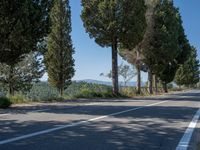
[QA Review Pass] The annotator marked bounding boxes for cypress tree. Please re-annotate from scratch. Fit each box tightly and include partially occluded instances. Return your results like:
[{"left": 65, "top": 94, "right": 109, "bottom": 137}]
[
  {"left": 143, "top": 0, "right": 186, "bottom": 92},
  {"left": 45, "top": 0, "right": 75, "bottom": 97},
  {"left": 175, "top": 47, "right": 200, "bottom": 87},
  {"left": 81, "top": 0, "right": 146, "bottom": 95}
]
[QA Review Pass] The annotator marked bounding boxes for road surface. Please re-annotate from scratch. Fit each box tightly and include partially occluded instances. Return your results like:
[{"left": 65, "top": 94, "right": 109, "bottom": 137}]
[{"left": 0, "top": 90, "right": 200, "bottom": 150}]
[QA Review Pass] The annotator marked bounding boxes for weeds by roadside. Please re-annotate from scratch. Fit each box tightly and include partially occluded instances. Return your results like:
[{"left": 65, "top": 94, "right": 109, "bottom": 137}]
[{"left": 0, "top": 81, "right": 189, "bottom": 107}]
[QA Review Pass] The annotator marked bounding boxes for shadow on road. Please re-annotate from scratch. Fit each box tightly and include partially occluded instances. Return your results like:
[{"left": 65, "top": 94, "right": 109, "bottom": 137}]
[{"left": 0, "top": 104, "right": 198, "bottom": 150}]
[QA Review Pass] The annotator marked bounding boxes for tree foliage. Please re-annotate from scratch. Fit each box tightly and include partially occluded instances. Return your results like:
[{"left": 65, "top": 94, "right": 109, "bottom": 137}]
[
  {"left": 0, "top": 0, "right": 52, "bottom": 65},
  {"left": 0, "top": 52, "right": 45, "bottom": 95},
  {"left": 81, "top": 0, "right": 146, "bottom": 94},
  {"left": 100, "top": 63, "right": 136, "bottom": 86},
  {"left": 175, "top": 47, "right": 200, "bottom": 87},
  {"left": 142, "top": 0, "right": 191, "bottom": 92},
  {"left": 45, "top": 0, "right": 75, "bottom": 96},
  {"left": 118, "top": 63, "right": 136, "bottom": 86}
]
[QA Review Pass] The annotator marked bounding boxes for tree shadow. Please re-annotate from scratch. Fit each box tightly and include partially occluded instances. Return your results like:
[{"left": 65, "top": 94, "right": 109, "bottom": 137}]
[{"left": 0, "top": 104, "right": 199, "bottom": 150}]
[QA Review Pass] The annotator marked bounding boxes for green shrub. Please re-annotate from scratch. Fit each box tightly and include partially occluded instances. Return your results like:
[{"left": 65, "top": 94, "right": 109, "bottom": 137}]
[
  {"left": 25, "top": 82, "right": 59, "bottom": 101},
  {"left": 0, "top": 97, "right": 12, "bottom": 108},
  {"left": 74, "top": 88, "right": 127, "bottom": 99},
  {"left": 74, "top": 89, "right": 99, "bottom": 98},
  {"left": 9, "top": 94, "right": 28, "bottom": 104},
  {"left": 121, "top": 87, "right": 136, "bottom": 97}
]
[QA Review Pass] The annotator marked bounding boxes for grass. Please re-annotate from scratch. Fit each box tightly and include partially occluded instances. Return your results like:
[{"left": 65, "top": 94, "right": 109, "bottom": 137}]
[
  {"left": 74, "top": 89, "right": 127, "bottom": 99},
  {"left": 0, "top": 87, "right": 187, "bottom": 109},
  {"left": 9, "top": 94, "right": 29, "bottom": 104},
  {"left": 0, "top": 82, "right": 188, "bottom": 104}
]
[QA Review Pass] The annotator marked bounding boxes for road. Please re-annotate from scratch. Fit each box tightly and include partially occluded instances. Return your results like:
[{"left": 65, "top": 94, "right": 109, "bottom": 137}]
[{"left": 0, "top": 90, "right": 200, "bottom": 150}]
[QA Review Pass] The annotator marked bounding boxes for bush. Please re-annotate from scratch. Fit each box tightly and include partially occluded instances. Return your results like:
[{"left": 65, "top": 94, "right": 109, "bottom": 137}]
[
  {"left": 74, "top": 89, "right": 101, "bottom": 99},
  {"left": 121, "top": 87, "right": 137, "bottom": 97},
  {"left": 9, "top": 94, "right": 28, "bottom": 104},
  {"left": 0, "top": 97, "right": 12, "bottom": 108},
  {"left": 74, "top": 88, "right": 127, "bottom": 99},
  {"left": 25, "top": 82, "right": 59, "bottom": 101}
]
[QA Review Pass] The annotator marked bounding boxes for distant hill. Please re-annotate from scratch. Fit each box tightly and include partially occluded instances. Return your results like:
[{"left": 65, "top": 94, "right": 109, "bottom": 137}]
[{"left": 76, "top": 79, "right": 146, "bottom": 87}]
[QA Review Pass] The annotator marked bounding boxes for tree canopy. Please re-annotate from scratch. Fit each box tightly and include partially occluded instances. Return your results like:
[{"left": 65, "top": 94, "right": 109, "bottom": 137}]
[
  {"left": 81, "top": 0, "right": 147, "bottom": 94},
  {"left": 175, "top": 47, "right": 200, "bottom": 87},
  {"left": 0, "top": 0, "right": 52, "bottom": 65}
]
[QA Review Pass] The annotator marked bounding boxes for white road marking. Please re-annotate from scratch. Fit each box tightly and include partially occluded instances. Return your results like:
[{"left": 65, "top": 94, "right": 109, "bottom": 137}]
[
  {"left": 0, "top": 114, "right": 9, "bottom": 117},
  {"left": 84, "top": 102, "right": 100, "bottom": 106},
  {"left": 176, "top": 108, "right": 200, "bottom": 150},
  {"left": 32, "top": 109, "right": 50, "bottom": 112},
  {"left": 0, "top": 100, "right": 168, "bottom": 145}
]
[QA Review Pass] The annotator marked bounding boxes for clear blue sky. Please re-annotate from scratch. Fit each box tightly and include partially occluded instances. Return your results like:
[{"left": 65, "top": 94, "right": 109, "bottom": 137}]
[{"left": 43, "top": 0, "right": 200, "bottom": 82}]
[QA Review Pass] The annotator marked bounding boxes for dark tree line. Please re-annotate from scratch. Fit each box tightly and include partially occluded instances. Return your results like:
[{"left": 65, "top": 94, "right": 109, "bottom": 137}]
[
  {"left": 0, "top": 0, "right": 199, "bottom": 97},
  {"left": 0, "top": 0, "right": 75, "bottom": 96}
]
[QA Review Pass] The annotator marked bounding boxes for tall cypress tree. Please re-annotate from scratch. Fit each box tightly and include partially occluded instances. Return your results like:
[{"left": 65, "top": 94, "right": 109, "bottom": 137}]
[
  {"left": 45, "top": 0, "right": 75, "bottom": 96},
  {"left": 81, "top": 0, "right": 146, "bottom": 95}
]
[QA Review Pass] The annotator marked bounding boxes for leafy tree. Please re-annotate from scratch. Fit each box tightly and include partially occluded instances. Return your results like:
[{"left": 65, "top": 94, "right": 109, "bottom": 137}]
[
  {"left": 119, "top": 0, "right": 158, "bottom": 94},
  {"left": 100, "top": 71, "right": 112, "bottom": 80},
  {"left": 119, "top": 50, "right": 144, "bottom": 94},
  {"left": 0, "top": 0, "right": 52, "bottom": 65},
  {"left": 118, "top": 63, "right": 136, "bottom": 86},
  {"left": 0, "top": 52, "right": 45, "bottom": 95},
  {"left": 45, "top": 0, "right": 75, "bottom": 97},
  {"left": 100, "top": 63, "right": 136, "bottom": 86},
  {"left": 81, "top": 0, "right": 146, "bottom": 94},
  {"left": 142, "top": 0, "right": 188, "bottom": 92},
  {"left": 175, "top": 47, "right": 200, "bottom": 87}
]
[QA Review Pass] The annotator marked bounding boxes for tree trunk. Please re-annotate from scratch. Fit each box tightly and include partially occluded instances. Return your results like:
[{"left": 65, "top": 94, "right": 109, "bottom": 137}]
[
  {"left": 154, "top": 75, "right": 158, "bottom": 94},
  {"left": 148, "top": 70, "right": 153, "bottom": 94},
  {"left": 136, "top": 64, "right": 141, "bottom": 94},
  {"left": 162, "top": 82, "right": 168, "bottom": 93},
  {"left": 111, "top": 39, "right": 119, "bottom": 95},
  {"left": 59, "top": 87, "right": 64, "bottom": 97},
  {"left": 8, "top": 65, "right": 14, "bottom": 96}
]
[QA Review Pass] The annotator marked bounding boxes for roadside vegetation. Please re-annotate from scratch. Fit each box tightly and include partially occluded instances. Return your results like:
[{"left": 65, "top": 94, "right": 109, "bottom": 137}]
[{"left": 0, "top": 0, "right": 199, "bottom": 108}]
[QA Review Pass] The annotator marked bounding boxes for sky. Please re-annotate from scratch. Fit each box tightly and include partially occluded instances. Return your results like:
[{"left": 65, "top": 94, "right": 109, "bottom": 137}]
[{"left": 42, "top": 0, "right": 200, "bottom": 82}]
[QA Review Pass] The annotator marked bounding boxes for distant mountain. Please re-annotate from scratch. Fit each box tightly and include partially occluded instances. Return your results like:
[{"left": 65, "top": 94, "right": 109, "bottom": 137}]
[{"left": 76, "top": 79, "right": 146, "bottom": 87}]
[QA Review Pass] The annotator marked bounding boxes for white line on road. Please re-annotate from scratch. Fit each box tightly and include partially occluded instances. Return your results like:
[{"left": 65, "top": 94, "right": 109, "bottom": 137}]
[
  {"left": 0, "top": 100, "right": 168, "bottom": 145},
  {"left": 176, "top": 108, "right": 200, "bottom": 150},
  {"left": 32, "top": 109, "right": 50, "bottom": 112},
  {"left": 0, "top": 114, "right": 9, "bottom": 117}
]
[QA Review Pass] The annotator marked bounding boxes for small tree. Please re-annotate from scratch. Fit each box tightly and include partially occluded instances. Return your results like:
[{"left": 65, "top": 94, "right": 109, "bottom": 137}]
[
  {"left": 118, "top": 64, "right": 136, "bottom": 86},
  {"left": 45, "top": 0, "right": 75, "bottom": 97},
  {"left": 81, "top": 0, "right": 146, "bottom": 94},
  {"left": 100, "top": 63, "right": 136, "bottom": 86},
  {"left": 0, "top": 52, "right": 45, "bottom": 95}
]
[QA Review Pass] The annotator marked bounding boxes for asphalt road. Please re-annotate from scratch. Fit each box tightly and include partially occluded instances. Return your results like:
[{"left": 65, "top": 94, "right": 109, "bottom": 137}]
[{"left": 0, "top": 90, "right": 200, "bottom": 150}]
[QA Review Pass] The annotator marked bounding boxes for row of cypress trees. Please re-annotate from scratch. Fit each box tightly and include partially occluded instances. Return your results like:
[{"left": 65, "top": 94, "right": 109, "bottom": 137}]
[
  {"left": 0, "top": 0, "right": 199, "bottom": 97},
  {"left": 81, "top": 0, "right": 199, "bottom": 94}
]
